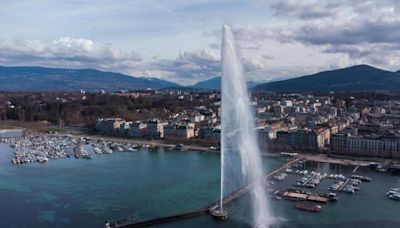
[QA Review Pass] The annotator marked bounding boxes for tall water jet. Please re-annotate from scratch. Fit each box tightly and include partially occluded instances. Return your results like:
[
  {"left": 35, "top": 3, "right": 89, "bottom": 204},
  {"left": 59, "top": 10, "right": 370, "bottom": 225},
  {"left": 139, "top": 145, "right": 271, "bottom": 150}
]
[{"left": 220, "top": 25, "right": 273, "bottom": 227}]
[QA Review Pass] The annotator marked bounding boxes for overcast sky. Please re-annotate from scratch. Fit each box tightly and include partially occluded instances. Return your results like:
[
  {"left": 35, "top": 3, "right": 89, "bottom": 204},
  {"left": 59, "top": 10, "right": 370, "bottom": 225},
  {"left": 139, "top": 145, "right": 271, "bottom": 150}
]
[{"left": 1, "top": 0, "right": 400, "bottom": 85}]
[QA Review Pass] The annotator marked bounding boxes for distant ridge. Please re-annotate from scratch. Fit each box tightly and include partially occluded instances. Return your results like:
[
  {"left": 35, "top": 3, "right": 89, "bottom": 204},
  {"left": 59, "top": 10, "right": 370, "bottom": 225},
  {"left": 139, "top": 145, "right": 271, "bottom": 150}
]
[
  {"left": 253, "top": 65, "right": 400, "bottom": 92},
  {"left": 2, "top": 64, "right": 399, "bottom": 92},
  {"left": 192, "top": 77, "right": 259, "bottom": 90},
  {"left": 0, "top": 66, "right": 179, "bottom": 91}
]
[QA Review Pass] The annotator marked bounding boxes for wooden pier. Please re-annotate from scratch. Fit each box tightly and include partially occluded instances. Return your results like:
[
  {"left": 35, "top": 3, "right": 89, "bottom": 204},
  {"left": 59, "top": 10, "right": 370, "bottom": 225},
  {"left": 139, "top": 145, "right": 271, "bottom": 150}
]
[
  {"left": 301, "top": 174, "right": 317, "bottom": 187},
  {"left": 210, "top": 156, "right": 302, "bottom": 208},
  {"left": 337, "top": 178, "right": 351, "bottom": 192},
  {"left": 281, "top": 191, "right": 328, "bottom": 204},
  {"left": 352, "top": 165, "right": 360, "bottom": 173},
  {"left": 110, "top": 209, "right": 208, "bottom": 228},
  {"left": 110, "top": 156, "right": 302, "bottom": 228}
]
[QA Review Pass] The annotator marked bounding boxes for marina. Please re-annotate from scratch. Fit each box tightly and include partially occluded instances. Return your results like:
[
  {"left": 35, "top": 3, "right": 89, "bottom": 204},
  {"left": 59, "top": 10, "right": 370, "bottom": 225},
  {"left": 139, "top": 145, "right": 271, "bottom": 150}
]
[
  {"left": 116, "top": 155, "right": 399, "bottom": 227},
  {"left": 0, "top": 131, "right": 399, "bottom": 227},
  {"left": 0, "top": 135, "right": 144, "bottom": 165},
  {"left": 2, "top": 1, "right": 400, "bottom": 228}
]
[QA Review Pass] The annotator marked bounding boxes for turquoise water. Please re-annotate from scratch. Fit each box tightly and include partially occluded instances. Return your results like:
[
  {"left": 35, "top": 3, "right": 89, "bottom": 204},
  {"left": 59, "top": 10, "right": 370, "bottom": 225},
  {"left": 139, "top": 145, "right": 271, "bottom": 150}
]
[
  {"left": 0, "top": 134, "right": 399, "bottom": 227},
  {"left": 0, "top": 145, "right": 223, "bottom": 227},
  {"left": 167, "top": 161, "right": 400, "bottom": 228},
  {"left": 0, "top": 129, "right": 23, "bottom": 138}
]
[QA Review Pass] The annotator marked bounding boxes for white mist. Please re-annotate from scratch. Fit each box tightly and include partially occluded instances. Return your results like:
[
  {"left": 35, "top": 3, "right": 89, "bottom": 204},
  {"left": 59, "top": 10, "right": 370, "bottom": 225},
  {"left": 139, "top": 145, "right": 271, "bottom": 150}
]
[{"left": 220, "top": 25, "right": 273, "bottom": 227}]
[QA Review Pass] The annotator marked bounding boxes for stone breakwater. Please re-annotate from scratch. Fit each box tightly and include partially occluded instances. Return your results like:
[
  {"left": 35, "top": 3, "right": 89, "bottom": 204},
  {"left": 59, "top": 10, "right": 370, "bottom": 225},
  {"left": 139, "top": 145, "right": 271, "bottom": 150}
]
[{"left": 0, "top": 135, "right": 141, "bottom": 165}]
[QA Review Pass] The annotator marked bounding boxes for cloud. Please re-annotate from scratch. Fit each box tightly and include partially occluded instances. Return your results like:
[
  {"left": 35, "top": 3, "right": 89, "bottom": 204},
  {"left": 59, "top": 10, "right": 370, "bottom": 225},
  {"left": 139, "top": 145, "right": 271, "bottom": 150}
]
[
  {"left": 130, "top": 49, "right": 221, "bottom": 85},
  {"left": 262, "top": 55, "right": 274, "bottom": 60},
  {"left": 270, "top": 0, "right": 341, "bottom": 20},
  {"left": 215, "top": 1, "right": 400, "bottom": 71},
  {"left": 4, "top": 1, "right": 400, "bottom": 85},
  {"left": 0, "top": 36, "right": 223, "bottom": 85},
  {"left": 136, "top": 49, "right": 307, "bottom": 85},
  {"left": 0, "top": 35, "right": 305, "bottom": 85},
  {"left": 0, "top": 37, "right": 142, "bottom": 70},
  {"left": 276, "top": 20, "right": 400, "bottom": 46}
]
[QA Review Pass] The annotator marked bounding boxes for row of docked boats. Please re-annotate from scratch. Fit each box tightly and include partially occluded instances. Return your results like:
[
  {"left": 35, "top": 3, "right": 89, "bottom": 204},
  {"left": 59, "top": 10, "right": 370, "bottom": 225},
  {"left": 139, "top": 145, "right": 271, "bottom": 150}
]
[
  {"left": 342, "top": 184, "right": 360, "bottom": 194},
  {"left": 329, "top": 180, "right": 344, "bottom": 191},
  {"left": 327, "top": 174, "right": 346, "bottom": 180},
  {"left": 74, "top": 144, "right": 92, "bottom": 159},
  {"left": 273, "top": 173, "right": 287, "bottom": 181},
  {"left": 329, "top": 174, "right": 372, "bottom": 194},
  {"left": 387, "top": 188, "right": 400, "bottom": 201},
  {"left": 329, "top": 179, "right": 362, "bottom": 194},
  {"left": 351, "top": 174, "right": 372, "bottom": 182},
  {"left": 296, "top": 173, "right": 325, "bottom": 188},
  {"left": 91, "top": 141, "right": 138, "bottom": 155},
  {"left": 1, "top": 135, "right": 142, "bottom": 165}
]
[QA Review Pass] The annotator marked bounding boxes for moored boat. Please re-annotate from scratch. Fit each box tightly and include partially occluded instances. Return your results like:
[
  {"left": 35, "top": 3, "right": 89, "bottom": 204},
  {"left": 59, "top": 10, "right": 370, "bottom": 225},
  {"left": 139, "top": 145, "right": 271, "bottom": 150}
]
[
  {"left": 389, "top": 194, "right": 400, "bottom": 201},
  {"left": 295, "top": 203, "right": 322, "bottom": 212}
]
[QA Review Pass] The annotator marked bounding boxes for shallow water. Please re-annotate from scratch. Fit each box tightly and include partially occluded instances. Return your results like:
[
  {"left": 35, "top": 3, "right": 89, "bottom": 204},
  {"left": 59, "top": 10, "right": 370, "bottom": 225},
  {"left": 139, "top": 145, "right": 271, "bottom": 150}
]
[{"left": 0, "top": 129, "right": 23, "bottom": 138}]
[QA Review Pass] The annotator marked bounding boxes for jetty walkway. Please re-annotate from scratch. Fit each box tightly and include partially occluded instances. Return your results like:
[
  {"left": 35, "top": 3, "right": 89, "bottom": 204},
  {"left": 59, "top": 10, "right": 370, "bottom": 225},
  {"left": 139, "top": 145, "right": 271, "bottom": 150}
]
[
  {"left": 110, "top": 156, "right": 301, "bottom": 228},
  {"left": 209, "top": 156, "right": 302, "bottom": 208},
  {"left": 337, "top": 178, "right": 351, "bottom": 192}
]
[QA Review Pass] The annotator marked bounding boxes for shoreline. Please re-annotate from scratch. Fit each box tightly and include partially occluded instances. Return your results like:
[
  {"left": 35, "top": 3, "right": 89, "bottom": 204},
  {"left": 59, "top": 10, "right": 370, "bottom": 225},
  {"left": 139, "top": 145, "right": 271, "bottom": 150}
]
[
  {"left": 64, "top": 133, "right": 400, "bottom": 166},
  {"left": 2, "top": 131, "right": 400, "bottom": 168}
]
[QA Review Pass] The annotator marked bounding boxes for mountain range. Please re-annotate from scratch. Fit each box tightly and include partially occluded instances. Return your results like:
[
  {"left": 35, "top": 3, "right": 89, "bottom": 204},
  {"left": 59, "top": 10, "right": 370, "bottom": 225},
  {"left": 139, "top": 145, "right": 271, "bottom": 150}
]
[
  {"left": 0, "top": 66, "right": 178, "bottom": 91},
  {"left": 253, "top": 65, "right": 400, "bottom": 92},
  {"left": 1, "top": 65, "right": 400, "bottom": 92},
  {"left": 192, "top": 77, "right": 260, "bottom": 90}
]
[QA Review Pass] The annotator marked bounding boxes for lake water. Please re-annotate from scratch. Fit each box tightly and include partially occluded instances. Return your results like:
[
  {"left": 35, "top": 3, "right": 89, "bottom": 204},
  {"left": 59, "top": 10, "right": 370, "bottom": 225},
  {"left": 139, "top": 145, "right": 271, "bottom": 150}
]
[
  {"left": 0, "top": 134, "right": 399, "bottom": 227},
  {"left": 0, "top": 129, "right": 23, "bottom": 138}
]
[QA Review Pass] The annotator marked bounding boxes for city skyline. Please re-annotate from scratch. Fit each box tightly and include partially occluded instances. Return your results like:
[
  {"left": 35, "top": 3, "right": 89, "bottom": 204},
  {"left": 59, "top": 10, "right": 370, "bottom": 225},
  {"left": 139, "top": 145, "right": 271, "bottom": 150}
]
[
  {"left": 1, "top": 2, "right": 400, "bottom": 227},
  {"left": 1, "top": 1, "right": 400, "bottom": 85}
]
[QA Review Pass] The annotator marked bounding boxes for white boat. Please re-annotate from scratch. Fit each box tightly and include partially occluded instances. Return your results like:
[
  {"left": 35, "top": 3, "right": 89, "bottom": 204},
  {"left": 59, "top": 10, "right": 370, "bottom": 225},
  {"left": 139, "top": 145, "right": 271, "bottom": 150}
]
[
  {"left": 102, "top": 147, "right": 113, "bottom": 154},
  {"left": 36, "top": 157, "right": 48, "bottom": 163},
  {"left": 387, "top": 190, "right": 399, "bottom": 195},
  {"left": 343, "top": 186, "right": 355, "bottom": 194},
  {"left": 329, "top": 184, "right": 340, "bottom": 191},
  {"left": 93, "top": 147, "right": 102, "bottom": 154},
  {"left": 389, "top": 194, "right": 400, "bottom": 200},
  {"left": 285, "top": 168, "right": 293, "bottom": 173}
]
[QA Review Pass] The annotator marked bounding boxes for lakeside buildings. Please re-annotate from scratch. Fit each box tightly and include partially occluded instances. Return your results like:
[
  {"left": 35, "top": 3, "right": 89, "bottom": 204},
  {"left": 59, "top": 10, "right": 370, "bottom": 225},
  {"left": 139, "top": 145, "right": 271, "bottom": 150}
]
[
  {"left": 95, "top": 91, "right": 400, "bottom": 159},
  {"left": 331, "top": 133, "right": 400, "bottom": 158}
]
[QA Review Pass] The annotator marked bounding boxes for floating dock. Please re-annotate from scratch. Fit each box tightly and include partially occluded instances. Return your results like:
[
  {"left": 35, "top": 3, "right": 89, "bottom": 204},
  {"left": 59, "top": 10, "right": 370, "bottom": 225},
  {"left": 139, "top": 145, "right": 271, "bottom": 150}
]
[
  {"left": 337, "top": 178, "right": 351, "bottom": 192},
  {"left": 352, "top": 165, "right": 360, "bottom": 173},
  {"left": 301, "top": 174, "right": 317, "bottom": 187},
  {"left": 281, "top": 191, "right": 328, "bottom": 204}
]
